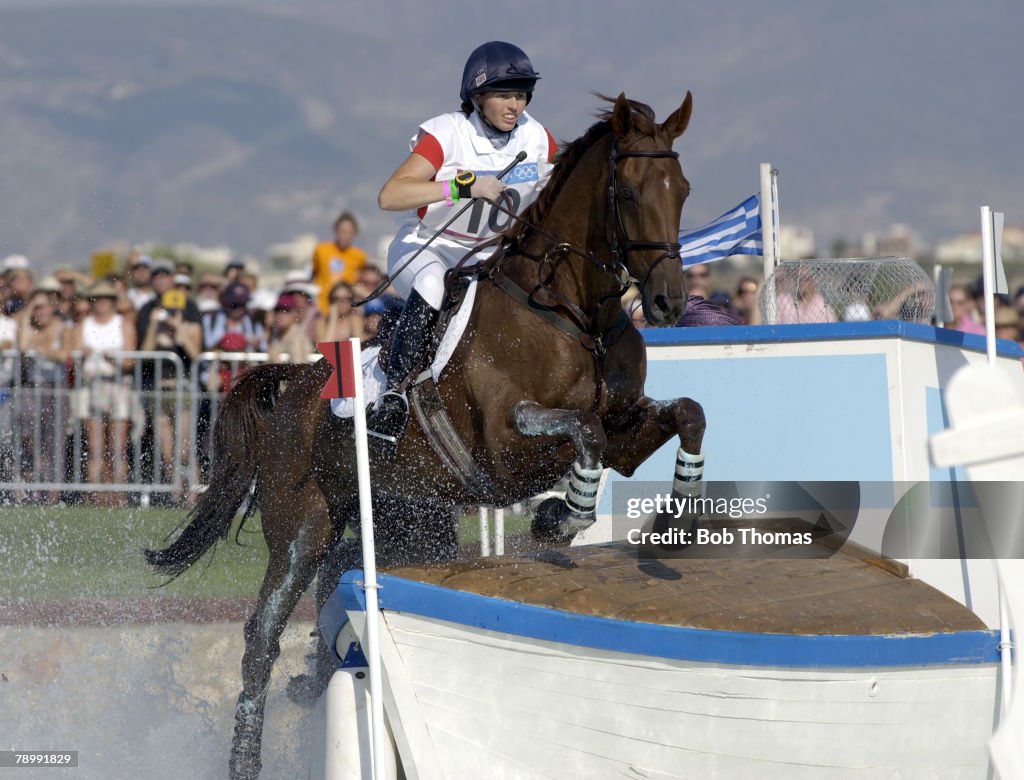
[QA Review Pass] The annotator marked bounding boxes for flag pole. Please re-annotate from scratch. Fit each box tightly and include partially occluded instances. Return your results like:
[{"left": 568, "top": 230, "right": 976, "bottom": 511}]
[
  {"left": 759, "top": 163, "right": 779, "bottom": 283},
  {"left": 349, "top": 336, "right": 387, "bottom": 777}
]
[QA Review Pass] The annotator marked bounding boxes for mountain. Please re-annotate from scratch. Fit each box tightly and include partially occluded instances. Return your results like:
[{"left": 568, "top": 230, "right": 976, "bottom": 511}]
[{"left": 0, "top": 0, "right": 1020, "bottom": 269}]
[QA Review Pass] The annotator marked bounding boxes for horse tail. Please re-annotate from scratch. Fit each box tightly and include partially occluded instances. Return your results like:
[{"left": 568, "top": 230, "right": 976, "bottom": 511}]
[{"left": 144, "top": 362, "right": 306, "bottom": 579}]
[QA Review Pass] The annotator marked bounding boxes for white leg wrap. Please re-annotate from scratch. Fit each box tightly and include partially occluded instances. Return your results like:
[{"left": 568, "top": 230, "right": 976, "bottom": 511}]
[
  {"left": 673, "top": 448, "right": 704, "bottom": 497},
  {"left": 565, "top": 462, "right": 603, "bottom": 518}
]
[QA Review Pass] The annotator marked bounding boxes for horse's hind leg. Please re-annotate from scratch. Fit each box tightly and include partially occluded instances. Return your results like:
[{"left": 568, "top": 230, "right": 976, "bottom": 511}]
[
  {"left": 286, "top": 535, "right": 360, "bottom": 708},
  {"left": 229, "top": 502, "right": 333, "bottom": 779},
  {"left": 513, "top": 401, "right": 607, "bottom": 538}
]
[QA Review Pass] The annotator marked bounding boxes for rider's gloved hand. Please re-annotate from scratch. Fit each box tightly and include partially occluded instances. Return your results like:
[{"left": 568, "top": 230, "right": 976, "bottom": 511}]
[{"left": 469, "top": 174, "right": 505, "bottom": 203}]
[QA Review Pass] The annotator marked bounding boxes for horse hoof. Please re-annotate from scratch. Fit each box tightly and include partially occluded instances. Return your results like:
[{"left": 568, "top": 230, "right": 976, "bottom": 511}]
[
  {"left": 286, "top": 672, "right": 327, "bottom": 708},
  {"left": 531, "top": 498, "right": 576, "bottom": 544}
]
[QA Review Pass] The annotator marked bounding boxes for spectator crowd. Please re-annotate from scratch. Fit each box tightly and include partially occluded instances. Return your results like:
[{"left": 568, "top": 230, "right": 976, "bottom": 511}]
[{"left": 0, "top": 211, "right": 402, "bottom": 506}]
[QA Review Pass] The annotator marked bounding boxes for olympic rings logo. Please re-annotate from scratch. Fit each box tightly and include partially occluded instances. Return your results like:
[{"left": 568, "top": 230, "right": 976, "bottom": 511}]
[{"left": 505, "top": 163, "right": 538, "bottom": 183}]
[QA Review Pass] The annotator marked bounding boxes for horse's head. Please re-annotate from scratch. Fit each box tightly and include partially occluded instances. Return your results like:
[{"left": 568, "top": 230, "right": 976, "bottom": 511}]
[{"left": 606, "top": 91, "right": 692, "bottom": 325}]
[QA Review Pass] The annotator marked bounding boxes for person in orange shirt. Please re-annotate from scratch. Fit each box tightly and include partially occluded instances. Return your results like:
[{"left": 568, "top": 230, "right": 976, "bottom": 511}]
[{"left": 311, "top": 211, "right": 367, "bottom": 314}]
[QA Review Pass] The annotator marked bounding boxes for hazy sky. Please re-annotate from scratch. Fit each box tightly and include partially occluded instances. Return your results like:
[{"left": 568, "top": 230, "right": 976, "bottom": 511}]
[{"left": 0, "top": 0, "right": 1021, "bottom": 262}]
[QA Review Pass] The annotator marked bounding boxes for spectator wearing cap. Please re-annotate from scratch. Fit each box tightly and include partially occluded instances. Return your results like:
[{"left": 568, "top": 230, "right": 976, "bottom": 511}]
[
  {"left": 136, "top": 260, "right": 202, "bottom": 348},
  {"left": 174, "top": 273, "right": 193, "bottom": 295},
  {"left": 73, "top": 280, "right": 137, "bottom": 504},
  {"left": 224, "top": 258, "right": 246, "bottom": 283},
  {"left": 311, "top": 211, "right": 367, "bottom": 315},
  {"left": 53, "top": 268, "right": 85, "bottom": 321},
  {"left": 267, "top": 293, "right": 314, "bottom": 364},
  {"left": 141, "top": 288, "right": 203, "bottom": 501},
  {"left": 361, "top": 297, "right": 390, "bottom": 342},
  {"left": 195, "top": 273, "right": 224, "bottom": 315},
  {"left": 126, "top": 255, "right": 155, "bottom": 311},
  {"left": 282, "top": 273, "right": 321, "bottom": 342},
  {"left": 317, "top": 281, "right": 366, "bottom": 343},
  {"left": 201, "top": 281, "right": 264, "bottom": 352}
]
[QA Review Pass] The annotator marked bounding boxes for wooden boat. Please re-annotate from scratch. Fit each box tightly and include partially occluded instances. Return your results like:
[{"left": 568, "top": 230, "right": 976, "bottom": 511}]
[
  {"left": 322, "top": 534, "right": 999, "bottom": 779},
  {"left": 318, "top": 321, "right": 1023, "bottom": 779}
]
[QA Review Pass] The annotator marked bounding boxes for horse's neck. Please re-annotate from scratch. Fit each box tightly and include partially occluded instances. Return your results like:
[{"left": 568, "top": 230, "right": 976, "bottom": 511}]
[{"left": 507, "top": 140, "right": 620, "bottom": 324}]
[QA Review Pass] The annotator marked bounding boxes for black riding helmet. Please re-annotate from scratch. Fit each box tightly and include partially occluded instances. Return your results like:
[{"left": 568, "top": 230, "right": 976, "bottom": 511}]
[{"left": 460, "top": 41, "right": 541, "bottom": 107}]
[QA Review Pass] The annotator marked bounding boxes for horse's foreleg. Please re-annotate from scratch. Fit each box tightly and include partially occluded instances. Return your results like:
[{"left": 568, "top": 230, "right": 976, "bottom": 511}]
[
  {"left": 513, "top": 401, "right": 607, "bottom": 537},
  {"left": 602, "top": 396, "right": 707, "bottom": 542},
  {"left": 230, "top": 526, "right": 328, "bottom": 779},
  {"left": 603, "top": 395, "right": 705, "bottom": 477}
]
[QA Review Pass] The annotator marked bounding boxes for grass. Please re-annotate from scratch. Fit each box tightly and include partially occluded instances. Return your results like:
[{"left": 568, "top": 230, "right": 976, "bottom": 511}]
[{"left": 0, "top": 504, "right": 531, "bottom": 602}]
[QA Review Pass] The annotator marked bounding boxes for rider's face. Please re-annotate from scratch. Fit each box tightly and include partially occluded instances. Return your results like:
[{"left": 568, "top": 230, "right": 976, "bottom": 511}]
[{"left": 478, "top": 91, "right": 528, "bottom": 132}]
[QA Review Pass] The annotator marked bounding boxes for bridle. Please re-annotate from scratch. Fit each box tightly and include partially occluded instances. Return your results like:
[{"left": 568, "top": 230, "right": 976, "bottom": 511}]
[{"left": 605, "top": 137, "right": 683, "bottom": 297}]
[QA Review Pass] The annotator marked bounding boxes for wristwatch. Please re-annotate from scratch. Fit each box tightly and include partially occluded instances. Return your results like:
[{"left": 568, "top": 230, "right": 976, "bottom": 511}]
[{"left": 454, "top": 170, "right": 476, "bottom": 199}]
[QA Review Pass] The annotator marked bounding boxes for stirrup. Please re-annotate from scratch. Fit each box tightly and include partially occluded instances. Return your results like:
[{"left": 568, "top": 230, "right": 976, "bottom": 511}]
[{"left": 366, "top": 391, "right": 409, "bottom": 445}]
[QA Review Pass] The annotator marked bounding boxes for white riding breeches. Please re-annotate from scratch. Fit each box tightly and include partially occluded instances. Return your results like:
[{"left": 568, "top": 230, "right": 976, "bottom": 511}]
[{"left": 386, "top": 223, "right": 496, "bottom": 310}]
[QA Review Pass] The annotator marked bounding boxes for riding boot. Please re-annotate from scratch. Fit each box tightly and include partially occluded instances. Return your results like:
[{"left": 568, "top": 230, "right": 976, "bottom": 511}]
[{"left": 366, "top": 290, "right": 439, "bottom": 446}]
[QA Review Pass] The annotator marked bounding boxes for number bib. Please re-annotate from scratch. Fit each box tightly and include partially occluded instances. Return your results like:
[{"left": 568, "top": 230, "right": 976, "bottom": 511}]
[{"left": 413, "top": 111, "right": 553, "bottom": 243}]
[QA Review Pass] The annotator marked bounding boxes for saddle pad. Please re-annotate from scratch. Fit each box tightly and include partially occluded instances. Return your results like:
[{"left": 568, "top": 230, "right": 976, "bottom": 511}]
[{"left": 330, "top": 280, "right": 478, "bottom": 419}]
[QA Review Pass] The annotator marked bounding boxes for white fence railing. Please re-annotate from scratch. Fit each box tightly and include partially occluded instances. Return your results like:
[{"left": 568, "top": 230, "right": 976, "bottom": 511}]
[{"left": 0, "top": 348, "right": 318, "bottom": 504}]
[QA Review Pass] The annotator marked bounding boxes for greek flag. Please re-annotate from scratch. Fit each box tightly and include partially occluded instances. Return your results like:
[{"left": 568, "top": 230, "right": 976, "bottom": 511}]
[{"left": 679, "top": 194, "right": 762, "bottom": 267}]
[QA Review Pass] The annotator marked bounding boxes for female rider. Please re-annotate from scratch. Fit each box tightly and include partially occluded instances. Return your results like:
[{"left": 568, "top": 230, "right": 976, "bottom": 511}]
[{"left": 367, "top": 40, "right": 558, "bottom": 445}]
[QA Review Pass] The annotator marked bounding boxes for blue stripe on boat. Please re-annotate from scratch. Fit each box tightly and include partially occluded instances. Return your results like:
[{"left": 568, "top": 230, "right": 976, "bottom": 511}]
[{"left": 335, "top": 571, "right": 1000, "bottom": 669}]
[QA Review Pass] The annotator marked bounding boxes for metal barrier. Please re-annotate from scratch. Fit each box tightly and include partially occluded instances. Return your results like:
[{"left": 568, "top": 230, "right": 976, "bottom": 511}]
[
  {"left": 0, "top": 346, "right": 329, "bottom": 504},
  {"left": 0, "top": 349, "right": 188, "bottom": 503}
]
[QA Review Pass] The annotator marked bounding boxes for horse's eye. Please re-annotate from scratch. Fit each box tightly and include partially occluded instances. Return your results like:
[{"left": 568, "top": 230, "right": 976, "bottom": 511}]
[{"left": 620, "top": 187, "right": 634, "bottom": 200}]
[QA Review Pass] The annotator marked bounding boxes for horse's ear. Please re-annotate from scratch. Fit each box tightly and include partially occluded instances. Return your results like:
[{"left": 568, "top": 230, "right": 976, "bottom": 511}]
[
  {"left": 661, "top": 91, "right": 693, "bottom": 139},
  {"left": 610, "top": 92, "right": 633, "bottom": 137}
]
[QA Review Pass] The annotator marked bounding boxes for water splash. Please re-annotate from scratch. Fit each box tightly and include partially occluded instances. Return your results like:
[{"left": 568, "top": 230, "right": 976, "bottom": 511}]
[{"left": 0, "top": 621, "right": 323, "bottom": 779}]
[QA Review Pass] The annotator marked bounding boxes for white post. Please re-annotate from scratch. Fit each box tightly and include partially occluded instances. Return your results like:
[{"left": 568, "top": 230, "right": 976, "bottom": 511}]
[
  {"left": 494, "top": 507, "right": 505, "bottom": 557},
  {"left": 980, "top": 206, "right": 997, "bottom": 367},
  {"left": 478, "top": 507, "right": 491, "bottom": 557},
  {"left": 978, "top": 208, "right": 1015, "bottom": 720},
  {"left": 759, "top": 163, "right": 779, "bottom": 283},
  {"left": 349, "top": 337, "right": 387, "bottom": 779}
]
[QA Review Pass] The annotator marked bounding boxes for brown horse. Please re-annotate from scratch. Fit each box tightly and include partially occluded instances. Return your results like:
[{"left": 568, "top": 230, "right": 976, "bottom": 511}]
[{"left": 146, "top": 92, "right": 705, "bottom": 779}]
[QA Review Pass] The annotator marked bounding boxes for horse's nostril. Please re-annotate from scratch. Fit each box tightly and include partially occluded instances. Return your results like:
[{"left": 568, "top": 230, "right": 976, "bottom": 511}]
[{"left": 653, "top": 295, "right": 669, "bottom": 314}]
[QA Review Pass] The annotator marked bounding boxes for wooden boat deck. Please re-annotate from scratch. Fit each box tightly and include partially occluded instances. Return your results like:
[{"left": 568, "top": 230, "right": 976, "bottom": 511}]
[{"left": 386, "top": 535, "right": 985, "bottom": 636}]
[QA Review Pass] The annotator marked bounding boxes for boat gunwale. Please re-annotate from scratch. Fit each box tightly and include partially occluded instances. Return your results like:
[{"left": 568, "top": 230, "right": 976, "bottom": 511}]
[{"left": 334, "top": 570, "right": 1000, "bottom": 669}]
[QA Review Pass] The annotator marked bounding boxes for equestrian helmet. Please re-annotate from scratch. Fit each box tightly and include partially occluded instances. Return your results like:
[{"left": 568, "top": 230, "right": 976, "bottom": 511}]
[{"left": 460, "top": 41, "right": 540, "bottom": 104}]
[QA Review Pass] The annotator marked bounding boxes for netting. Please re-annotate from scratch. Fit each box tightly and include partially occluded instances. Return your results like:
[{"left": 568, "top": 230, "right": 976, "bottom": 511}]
[{"left": 760, "top": 257, "right": 935, "bottom": 324}]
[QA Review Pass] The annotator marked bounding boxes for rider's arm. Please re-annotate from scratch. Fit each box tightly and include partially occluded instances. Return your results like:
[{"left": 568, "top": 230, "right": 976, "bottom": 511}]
[
  {"left": 378, "top": 152, "right": 507, "bottom": 210},
  {"left": 377, "top": 152, "right": 447, "bottom": 212},
  {"left": 379, "top": 128, "right": 506, "bottom": 211}
]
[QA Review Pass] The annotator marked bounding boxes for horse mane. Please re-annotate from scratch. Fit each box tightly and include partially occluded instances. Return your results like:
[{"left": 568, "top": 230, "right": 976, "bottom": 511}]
[{"left": 504, "top": 94, "right": 659, "bottom": 245}]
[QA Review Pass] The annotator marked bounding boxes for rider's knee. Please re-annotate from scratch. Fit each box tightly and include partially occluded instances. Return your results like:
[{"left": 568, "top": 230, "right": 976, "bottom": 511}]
[{"left": 412, "top": 270, "right": 446, "bottom": 310}]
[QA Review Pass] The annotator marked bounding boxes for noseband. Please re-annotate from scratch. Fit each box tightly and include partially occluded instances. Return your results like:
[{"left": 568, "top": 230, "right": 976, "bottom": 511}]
[{"left": 606, "top": 138, "right": 683, "bottom": 296}]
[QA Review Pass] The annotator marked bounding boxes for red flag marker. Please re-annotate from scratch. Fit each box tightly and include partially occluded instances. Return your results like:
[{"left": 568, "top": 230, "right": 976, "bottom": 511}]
[{"left": 317, "top": 340, "right": 357, "bottom": 400}]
